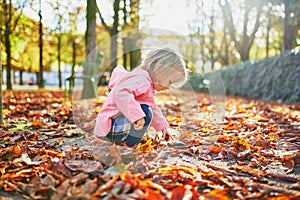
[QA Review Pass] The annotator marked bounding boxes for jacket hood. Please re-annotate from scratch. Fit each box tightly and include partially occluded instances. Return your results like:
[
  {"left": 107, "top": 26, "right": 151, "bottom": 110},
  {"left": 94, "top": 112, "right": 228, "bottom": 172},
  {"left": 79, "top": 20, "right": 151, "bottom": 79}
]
[{"left": 108, "top": 66, "right": 128, "bottom": 89}]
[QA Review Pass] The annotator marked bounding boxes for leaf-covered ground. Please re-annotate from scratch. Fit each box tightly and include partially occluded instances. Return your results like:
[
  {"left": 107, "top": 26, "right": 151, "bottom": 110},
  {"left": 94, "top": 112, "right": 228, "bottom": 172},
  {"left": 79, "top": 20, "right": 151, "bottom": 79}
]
[{"left": 0, "top": 88, "right": 299, "bottom": 200}]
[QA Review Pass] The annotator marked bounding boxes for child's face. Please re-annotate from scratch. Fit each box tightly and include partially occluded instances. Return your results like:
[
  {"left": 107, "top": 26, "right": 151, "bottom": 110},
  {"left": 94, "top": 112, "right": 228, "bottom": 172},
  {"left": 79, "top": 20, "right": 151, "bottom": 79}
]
[
  {"left": 153, "top": 82, "right": 170, "bottom": 91},
  {"left": 152, "top": 70, "right": 184, "bottom": 91}
]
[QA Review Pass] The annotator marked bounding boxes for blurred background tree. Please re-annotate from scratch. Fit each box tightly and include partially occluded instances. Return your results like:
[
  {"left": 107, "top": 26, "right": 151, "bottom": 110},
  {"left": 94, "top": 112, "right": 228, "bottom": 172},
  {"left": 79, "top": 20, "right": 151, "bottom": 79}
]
[
  {"left": 282, "top": 0, "right": 300, "bottom": 52},
  {"left": 1, "top": 0, "right": 26, "bottom": 90},
  {"left": 0, "top": 0, "right": 299, "bottom": 88}
]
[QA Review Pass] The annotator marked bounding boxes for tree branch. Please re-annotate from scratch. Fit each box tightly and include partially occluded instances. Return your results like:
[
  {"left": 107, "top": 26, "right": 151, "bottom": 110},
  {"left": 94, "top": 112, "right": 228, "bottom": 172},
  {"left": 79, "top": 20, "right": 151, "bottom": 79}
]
[
  {"left": 11, "top": 0, "right": 27, "bottom": 33},
  {"left": 219, "top": 0, "right": 241, "bottom": 54},
  {"left": 249, "top": 6, "right": 263, "bottom": 45},
  {"left": 95, "top": 2, "right": 110, "bottom": 32}
]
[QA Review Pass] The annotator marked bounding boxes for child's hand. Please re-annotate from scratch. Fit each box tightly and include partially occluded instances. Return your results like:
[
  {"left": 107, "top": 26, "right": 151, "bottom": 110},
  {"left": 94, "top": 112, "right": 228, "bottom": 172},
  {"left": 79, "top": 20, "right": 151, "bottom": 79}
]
[
  {"left": 134, "top": 118, "right": 145, "bottom": 130},
  {"left": 162, "top": 129, "right": 174, "bottom": 142}
]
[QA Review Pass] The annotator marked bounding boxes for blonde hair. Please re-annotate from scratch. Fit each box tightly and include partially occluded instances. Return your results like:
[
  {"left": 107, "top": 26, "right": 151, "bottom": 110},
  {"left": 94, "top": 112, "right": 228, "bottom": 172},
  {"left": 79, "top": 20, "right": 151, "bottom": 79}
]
[{"left": 141, "top": 48, "right": 188, "bottom": 88}]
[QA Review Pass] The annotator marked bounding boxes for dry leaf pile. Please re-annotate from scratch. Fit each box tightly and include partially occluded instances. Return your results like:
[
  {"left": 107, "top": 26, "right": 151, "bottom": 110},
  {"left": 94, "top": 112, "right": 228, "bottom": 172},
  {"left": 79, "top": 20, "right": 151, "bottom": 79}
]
[{"left": 0, "top": 89, "right": 299, "bottom": 199}]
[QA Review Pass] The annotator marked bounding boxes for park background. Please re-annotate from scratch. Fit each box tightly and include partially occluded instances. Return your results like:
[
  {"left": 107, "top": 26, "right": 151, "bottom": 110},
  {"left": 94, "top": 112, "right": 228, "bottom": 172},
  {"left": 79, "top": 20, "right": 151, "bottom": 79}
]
[{"left": 1, "top": 0, "right": 299, "bottom": 103}]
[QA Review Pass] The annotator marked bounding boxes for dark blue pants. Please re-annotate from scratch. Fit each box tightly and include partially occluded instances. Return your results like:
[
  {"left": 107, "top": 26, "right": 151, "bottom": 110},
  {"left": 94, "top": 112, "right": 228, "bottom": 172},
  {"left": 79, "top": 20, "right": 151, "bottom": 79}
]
[{"left": 106, "top": 104, "right": 152, "bottom": 147}]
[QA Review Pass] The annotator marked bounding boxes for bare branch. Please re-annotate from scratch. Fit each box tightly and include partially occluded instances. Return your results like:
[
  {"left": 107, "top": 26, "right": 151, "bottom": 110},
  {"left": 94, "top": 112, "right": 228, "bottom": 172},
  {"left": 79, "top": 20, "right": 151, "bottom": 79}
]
[{"left": 96, "top": 2, "right": 110, "bottom": 31}]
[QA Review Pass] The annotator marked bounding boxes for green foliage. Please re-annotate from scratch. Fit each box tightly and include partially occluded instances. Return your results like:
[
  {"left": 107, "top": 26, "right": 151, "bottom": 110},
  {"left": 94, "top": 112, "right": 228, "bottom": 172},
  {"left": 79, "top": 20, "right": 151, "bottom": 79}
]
[
  {"left": 1, "top": 10, "right": 86, "bottom": 73},
  {"left": 186, "top": 51, "right": 300, "bottom": 103}
]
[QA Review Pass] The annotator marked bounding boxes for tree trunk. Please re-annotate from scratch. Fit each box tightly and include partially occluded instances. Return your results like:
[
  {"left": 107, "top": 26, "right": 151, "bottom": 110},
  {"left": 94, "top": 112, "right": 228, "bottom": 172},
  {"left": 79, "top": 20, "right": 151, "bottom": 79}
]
[
  {"left": 282, "top": 0, "right": 300, "bottom": 53},
  {"left": 38, "top": 0, "right": 44, "bottom": 88},
  {"left": 222, "top": 26, "right": 229, "bottom": 66},
  {"left": 97, "top": 0, "right": 121, "bottom": 74},
  {"left": 4, "top": 0, "right": 12, "bottom": 90},
  {"left": 122, "top": 1, "right": 128, "bottom": 69},
  {"left": 109, "top": 0, "right": 120, "bottom": 74},
  {"left": 265, "top": 6, "right": 271, "bottom": 58},
  {"left": 109, "top": 35, "right": 117, "bottom": 74},
  {"left": 0, "top": 42, "right": 3, "bottom": 124},
  {"left": 82, "top": 0, "right": 97, "bottom": 99},
  {"left": 57, "top": 35, "right": 62, "bottom": 88},
  {"left": 19, "top": 70, "right": 23, "bottom": 85},
  {"left": 128, "top": 0, "right": 141, "bottom": 69},
  {"left": 128, "top": 33, "right": 141, "bottom": 69},
  {"left": 71, "top": 38, "right": 76, "bottom": 77},
  {"left": 123, "top": 38, "right": 128, "bottom": 69},
  {"left": 209, "top": 6, "right": 215, "bottom": 70},
  {"left": 130, "top": 47, "right": 141, "bottom": 69}
]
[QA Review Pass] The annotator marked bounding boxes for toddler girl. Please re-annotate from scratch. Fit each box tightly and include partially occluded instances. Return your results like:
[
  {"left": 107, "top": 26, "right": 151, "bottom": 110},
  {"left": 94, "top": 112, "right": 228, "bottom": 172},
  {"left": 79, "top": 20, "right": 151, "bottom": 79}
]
[{"left": 94, "top": 48, "right": 188, "bottom": 147}]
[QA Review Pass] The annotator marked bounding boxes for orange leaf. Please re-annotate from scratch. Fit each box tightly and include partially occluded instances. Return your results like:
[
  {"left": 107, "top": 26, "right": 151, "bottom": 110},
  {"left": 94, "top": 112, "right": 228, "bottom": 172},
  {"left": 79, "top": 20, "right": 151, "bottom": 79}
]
[
  {"left": 166, "top": 115, "right": 182, "bottom": 126},
  {"left": 267, "top": 195, "right": 300, "bottom": 200},
  {"left": 171, "top": 186, "right": 186, "bottom": 200},
  {"left": 210, "top": 146, "right": 221, "bottom": 154},
  {"left": 120, "top": 172, "right": 139, "bottom": 189},
  {"left": 142, "top": 190, "right": 165, "bottom": 200},
  {"left": 282, "top": 157, "right": 294, "bottom": 173},
  {"left": 203, "top": 189, "right": 231, "bottom": 200},
  {"left": 217, "top": 136, "right": 232, "bottom": 143},
  {"left": 179, "top": 131, "right": 192, "bottom": 140},
  {"left": 12, "top": 145, "right": 22, "bottom": 154},
  {"left": 158, "top": 165, "right": 197, "bottom": 178},
  {"left": 136, "top": 138, "right": 154, "bottom": 153},
  {"left": 31, "top": 120, "right": 45, "bottom": 129}
]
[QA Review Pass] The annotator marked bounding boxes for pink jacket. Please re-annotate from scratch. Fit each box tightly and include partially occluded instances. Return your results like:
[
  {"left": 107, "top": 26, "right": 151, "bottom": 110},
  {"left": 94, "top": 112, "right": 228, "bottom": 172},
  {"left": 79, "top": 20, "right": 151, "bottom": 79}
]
[{"left": 94, "top": 66, "right": 169, "bottom": 137}]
